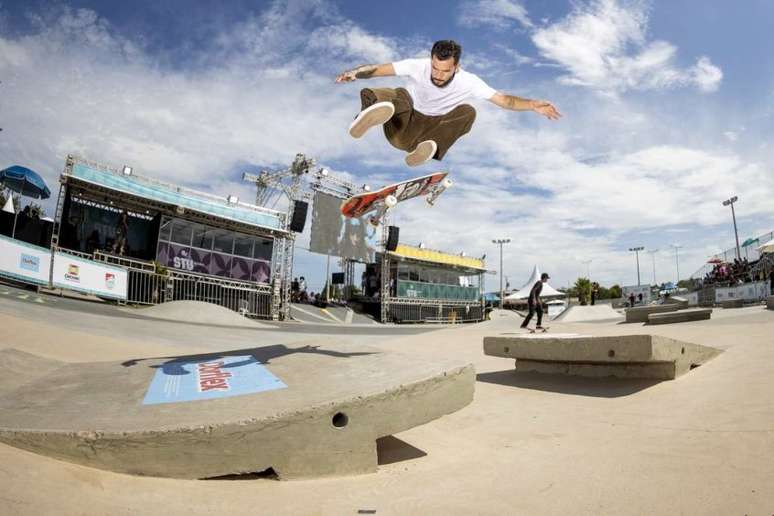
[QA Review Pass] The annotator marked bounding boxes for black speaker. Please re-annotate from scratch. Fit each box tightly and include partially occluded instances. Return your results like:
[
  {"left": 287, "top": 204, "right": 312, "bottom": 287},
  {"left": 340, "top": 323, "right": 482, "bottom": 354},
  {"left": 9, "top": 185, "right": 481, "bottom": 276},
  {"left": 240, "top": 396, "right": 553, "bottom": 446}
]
[
  {"left": 386, "top": 225, "right": 399, "bottom": 251},
  {"left": 331, "top": 272, "right": 345, "bottom": 285},
  {"left": 289, "top": 200, "right": 308, "bottom": 233}
]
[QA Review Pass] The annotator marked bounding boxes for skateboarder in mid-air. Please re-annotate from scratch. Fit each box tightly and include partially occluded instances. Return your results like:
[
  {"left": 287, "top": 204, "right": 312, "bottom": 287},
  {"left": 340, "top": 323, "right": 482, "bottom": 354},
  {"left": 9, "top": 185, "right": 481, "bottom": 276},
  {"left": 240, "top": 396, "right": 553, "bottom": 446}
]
[
  {"left": 335, "top": 39, "right": 561, "bottom": 167},
  {"left": 521, "top": 272, "right": 550, "bottom": 332}
]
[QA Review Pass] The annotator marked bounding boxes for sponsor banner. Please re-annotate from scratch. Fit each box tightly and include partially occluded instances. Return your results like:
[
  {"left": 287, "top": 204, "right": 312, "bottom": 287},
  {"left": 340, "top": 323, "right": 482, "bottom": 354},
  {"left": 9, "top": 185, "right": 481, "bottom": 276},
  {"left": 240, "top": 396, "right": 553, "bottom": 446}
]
[
  {"left": 142, "top": 355, "right": 286, "bottom": 405},
  {"left": 715, "top": 281, "right": 770, "bottom": 303},
  {"left": 0, "top": 235, "right": 52, "bottom": 285},
  {"left": 52, "top": 252, "right": 128, "bottom": 300},
  {"left": 397, "top": 280, "right": 479, "bottom": 301},
  {"left": 622, "top": 285, "right": 652, "bottom": 303}
]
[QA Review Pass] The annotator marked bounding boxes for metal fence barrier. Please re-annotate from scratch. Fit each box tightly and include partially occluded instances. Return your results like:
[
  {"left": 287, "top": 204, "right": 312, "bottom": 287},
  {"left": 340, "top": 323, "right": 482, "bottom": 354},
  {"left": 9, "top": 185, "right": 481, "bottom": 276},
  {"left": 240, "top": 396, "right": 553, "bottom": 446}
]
[{"left": 387, "top": 301, "right": 483, "bottom": 323}]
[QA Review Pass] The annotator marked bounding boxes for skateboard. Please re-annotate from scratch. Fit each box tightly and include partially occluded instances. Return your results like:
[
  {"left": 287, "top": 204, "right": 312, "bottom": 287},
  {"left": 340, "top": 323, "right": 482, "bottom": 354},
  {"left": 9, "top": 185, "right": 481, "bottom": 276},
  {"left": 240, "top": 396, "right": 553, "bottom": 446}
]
[
  {"left": 340, "top": 172, "right": 452, "bottom": 226},
  {"left": 526, "top": 327, "right": 549, "bottom": 334}
]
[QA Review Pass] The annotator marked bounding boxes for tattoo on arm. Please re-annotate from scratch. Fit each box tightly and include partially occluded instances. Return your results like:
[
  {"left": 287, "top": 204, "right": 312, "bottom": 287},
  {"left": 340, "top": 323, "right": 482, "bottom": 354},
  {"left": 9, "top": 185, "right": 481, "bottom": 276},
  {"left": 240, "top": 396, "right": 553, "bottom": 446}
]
[
  {"left": 354, "top": 64, "right": 377, "bottom": 79},
  {"left": 503, "top": 95, "right": 531, "bottom": 110}
]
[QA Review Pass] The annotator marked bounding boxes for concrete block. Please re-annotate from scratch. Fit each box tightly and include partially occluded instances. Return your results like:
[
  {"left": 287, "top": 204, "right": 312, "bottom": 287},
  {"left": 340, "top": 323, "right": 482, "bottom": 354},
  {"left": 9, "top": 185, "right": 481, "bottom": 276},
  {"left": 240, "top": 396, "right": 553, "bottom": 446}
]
[
  {"left": 0, "top": 344, "right": 474, "bottom": 480},
  {"left": 720, "top": 299, "right": 744, "bottom": 309},
  {"left": 766, "top": 296, "right": 774, "bottom": 310},
  {"left": 625, "top": 304, "right": 678, "bottom": 323},
  {"left": 483, "top": 333, "right": 721, "bottom": 380},
  {"left": 647, "top": 308, "right": 712, "bottom": 325},
  {"left": 664, "top": 296, "right": 690, "bottom": 308}
]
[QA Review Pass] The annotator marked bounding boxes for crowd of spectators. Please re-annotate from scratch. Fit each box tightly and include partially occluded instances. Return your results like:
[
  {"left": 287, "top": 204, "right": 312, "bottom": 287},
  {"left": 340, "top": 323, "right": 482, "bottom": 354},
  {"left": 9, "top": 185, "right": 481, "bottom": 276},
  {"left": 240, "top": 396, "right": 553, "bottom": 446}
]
[{"left": 702, "top": 258, "right": 754, "bottom": 286}]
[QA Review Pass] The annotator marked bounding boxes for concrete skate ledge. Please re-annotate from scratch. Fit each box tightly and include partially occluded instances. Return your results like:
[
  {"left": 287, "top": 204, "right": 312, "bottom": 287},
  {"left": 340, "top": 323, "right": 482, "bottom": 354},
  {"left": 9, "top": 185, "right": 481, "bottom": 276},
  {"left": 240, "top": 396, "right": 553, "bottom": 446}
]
[
  {"left": 625, "top": 304, "right": 678, "bottom": 323},
  {"left": 720, "top": 299, "right": 744, "bottom": 309},
  {"left": 768, "top": 296, "right": 774, "bottom": 310},
  {"left": 647, "top": 308, "right": 712, "bottom": 325},
  {"left": 483, "top": 333, "right": 721, "bottom": 380},
  {"left": 0, "top": 344, "right": 474, "bottom": 480}
]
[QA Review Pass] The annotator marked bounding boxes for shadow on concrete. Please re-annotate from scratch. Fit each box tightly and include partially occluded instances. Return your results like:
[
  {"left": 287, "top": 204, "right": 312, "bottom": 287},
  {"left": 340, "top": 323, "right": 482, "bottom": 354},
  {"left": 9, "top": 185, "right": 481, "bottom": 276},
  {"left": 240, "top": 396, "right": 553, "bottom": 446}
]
[
  {"left": 476, "top": 370, "right": 661, "bottom": 398},
  {"left": 377, "top": 435, "right": 427, "bottom": 465},
  {"left": 121, "top": 344, "right": 376, "bottom": 371}
]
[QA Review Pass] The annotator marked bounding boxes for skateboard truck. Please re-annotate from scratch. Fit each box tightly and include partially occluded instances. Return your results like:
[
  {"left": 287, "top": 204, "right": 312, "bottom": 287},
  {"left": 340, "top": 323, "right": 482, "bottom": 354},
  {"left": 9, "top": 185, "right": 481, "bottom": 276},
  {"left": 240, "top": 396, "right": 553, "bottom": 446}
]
[
  {"left": 368, "top": 195, "right": 397, "bottom": 226},
  {"left": 426, "top": 178, "right": 453, "bottom": 206}
]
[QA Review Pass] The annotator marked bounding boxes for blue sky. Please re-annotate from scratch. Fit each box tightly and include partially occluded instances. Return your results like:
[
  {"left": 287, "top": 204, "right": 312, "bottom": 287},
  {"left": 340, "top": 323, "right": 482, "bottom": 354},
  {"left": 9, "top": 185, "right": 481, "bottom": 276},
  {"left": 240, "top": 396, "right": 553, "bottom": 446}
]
[{"left": 2, "top": 0, "right": 773, "bottom": 292}]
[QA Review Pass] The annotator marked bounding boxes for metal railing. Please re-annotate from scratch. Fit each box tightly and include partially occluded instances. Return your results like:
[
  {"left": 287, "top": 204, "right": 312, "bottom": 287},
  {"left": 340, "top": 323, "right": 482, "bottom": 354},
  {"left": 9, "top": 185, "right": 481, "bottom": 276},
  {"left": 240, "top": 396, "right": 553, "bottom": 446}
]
[
  {"left": 165, "top": 270, "right": 273, "bottom": 319},
  {"left": 387, "top": 300, "right": 484, "bottom": 323}
]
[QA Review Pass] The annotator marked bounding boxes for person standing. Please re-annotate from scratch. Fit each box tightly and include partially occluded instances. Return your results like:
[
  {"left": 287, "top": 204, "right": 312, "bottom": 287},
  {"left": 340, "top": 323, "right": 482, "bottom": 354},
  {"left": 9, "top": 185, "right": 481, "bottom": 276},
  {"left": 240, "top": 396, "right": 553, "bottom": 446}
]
[{"left": 521, "top": 272, "right": 550, "bottom": 330}]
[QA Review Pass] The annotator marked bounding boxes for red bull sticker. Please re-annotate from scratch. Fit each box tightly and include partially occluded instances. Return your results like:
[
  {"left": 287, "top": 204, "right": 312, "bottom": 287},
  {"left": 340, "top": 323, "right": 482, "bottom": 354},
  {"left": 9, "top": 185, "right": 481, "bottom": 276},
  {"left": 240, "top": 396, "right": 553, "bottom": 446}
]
[{"left": 142, "top": 355, "right": 286, "bottom": 405}]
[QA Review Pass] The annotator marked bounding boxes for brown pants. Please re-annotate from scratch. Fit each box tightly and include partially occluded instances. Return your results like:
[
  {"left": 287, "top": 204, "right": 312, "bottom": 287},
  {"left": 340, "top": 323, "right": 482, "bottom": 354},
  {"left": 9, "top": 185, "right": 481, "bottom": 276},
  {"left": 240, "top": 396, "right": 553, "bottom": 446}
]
[{"left": 360, "top": 87, "right": 476, "bottom": 160}]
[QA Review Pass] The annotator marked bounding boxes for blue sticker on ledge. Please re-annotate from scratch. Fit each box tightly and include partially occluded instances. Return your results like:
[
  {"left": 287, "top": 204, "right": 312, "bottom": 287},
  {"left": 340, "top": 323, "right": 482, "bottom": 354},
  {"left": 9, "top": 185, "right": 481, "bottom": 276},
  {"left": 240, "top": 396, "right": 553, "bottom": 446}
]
[{"left": 142, "top": 355, "right": 287, "bottom": 405}]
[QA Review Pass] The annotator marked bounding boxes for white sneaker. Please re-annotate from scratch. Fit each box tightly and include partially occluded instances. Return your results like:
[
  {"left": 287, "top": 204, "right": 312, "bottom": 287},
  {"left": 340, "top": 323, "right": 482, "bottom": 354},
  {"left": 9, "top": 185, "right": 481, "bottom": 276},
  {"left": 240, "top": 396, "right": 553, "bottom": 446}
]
[
  {"left": 405, "top": 140, "right": 437, "bottom": 167},
  {"left": 348, "top": 101, "right": 395, "bottom": 138}
]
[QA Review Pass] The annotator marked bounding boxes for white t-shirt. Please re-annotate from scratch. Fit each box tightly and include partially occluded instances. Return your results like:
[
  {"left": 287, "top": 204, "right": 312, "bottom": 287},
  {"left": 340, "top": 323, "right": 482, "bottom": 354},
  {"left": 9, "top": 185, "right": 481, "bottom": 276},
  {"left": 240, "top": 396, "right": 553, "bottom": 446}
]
[{"left": 392, "top": 58, "right": 497, "bottom": 117}]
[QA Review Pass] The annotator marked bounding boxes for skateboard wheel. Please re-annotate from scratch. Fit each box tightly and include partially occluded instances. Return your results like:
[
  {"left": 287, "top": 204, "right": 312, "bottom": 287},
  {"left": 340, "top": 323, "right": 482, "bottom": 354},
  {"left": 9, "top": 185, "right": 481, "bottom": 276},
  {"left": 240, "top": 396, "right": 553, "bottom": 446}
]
[
  {"left": 385, "top": 195, "right": 398, "bottom": 208},
  {"left": 442, "top": 178, "right": 453, "bottom": 188}
]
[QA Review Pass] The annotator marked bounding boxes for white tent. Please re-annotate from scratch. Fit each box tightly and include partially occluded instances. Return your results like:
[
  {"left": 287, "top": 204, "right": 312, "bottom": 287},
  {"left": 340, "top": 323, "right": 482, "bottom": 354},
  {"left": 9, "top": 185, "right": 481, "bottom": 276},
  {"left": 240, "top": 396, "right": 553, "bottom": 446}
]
[{"left": 504, "top": 265, "right": 563, "bottom": 300}]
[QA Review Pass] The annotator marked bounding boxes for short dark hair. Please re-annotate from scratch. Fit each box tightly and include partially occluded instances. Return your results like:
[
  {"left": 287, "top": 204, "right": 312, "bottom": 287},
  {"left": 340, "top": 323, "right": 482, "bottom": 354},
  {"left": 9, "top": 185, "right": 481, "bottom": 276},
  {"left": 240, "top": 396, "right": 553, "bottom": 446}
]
[{"left": 431, "top": 40, "right": 462, "bottom": 64}]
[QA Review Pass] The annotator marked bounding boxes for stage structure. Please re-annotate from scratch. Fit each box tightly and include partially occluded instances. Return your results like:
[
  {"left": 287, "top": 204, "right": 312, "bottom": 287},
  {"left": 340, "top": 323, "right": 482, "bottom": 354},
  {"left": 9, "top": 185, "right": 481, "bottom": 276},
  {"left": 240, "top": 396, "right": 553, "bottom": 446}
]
[
  {"left": 378, "top": 244, "right": 486, "bottom": 323},
  {"left": 51, "top": 155, "right": 293, "bottom": 319}
]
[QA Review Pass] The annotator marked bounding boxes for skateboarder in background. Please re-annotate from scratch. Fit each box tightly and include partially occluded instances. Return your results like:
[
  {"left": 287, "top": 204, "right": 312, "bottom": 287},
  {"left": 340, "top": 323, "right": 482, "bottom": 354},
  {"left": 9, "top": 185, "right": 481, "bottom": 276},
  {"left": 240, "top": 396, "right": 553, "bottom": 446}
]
[
  {"left": 521, "top": 272, "right": 550, "bottom": 331},
  {"left": 336, "top": 39, "right": 561, "bottom": 167}
]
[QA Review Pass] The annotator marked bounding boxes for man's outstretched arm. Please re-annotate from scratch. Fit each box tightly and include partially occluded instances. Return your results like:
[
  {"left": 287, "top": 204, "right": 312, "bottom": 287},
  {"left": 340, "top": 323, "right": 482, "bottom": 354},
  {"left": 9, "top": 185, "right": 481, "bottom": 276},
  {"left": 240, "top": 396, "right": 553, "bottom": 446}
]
[
  {"left": 489, "top": 92, "right": 562, "bottom": 120},
  {"left": 335, "top": 63, "right": 396, "bottom": 83}
]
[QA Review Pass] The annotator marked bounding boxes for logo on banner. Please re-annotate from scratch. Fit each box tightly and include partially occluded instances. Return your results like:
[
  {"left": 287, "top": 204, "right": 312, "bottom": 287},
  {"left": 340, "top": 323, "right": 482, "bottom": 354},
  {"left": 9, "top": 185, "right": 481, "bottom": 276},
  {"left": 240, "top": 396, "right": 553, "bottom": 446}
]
[
  {"left": 105, "top": 272, "right": 115, "bottom": 290},
  {"left": 19, "top": 254, "right": 40, "bottom": 272},
  {"left": 197, "top": 361, "right": 233, "bottom": 392},
  {"left": 64, "top": 264, "right": 80, "bottom": 282}
]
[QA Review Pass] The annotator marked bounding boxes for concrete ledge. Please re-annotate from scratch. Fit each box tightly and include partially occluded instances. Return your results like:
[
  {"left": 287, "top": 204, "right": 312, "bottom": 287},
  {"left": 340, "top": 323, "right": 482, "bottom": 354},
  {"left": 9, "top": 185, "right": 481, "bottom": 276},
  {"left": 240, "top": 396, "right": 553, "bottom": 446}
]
[
  {"left": 767, "top": 296, "right": 774, "bottom": 310},
  {"left": 720, "top": 299, "right": 744, "bottom": 309},
  {"left": 625, "top": 304, "right": 678, "bottom": 323},
  {"left": 664, "top": 296, "right": 690, "bottom": 308},
  {"left": 483, "top": 334, "right": 721, "bottom": 380},
  {"left": 647, "top": 308, "right": 712, "bottom": 325},
  {"left": 0, "top": 344, "right": 474, "bottom": 480}
]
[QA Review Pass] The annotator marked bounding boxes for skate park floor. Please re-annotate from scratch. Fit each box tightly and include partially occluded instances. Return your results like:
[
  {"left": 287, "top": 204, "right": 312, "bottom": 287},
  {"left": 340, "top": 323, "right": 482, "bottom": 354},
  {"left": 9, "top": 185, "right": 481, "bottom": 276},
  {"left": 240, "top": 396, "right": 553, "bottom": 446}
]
[{"left": 1, "top": 285, "right": 773, "bottom": 515}]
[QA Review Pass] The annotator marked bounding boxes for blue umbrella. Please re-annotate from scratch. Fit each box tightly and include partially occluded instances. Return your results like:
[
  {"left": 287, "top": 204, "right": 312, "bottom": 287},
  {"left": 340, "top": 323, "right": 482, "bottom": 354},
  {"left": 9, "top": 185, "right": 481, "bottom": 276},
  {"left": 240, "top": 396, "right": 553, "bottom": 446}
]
[
  {"left": 0, "top": 165, "right": 51, "bottom": 199},
  {"left": 1, "top": 165, "right": 51, "bottom": 238}
]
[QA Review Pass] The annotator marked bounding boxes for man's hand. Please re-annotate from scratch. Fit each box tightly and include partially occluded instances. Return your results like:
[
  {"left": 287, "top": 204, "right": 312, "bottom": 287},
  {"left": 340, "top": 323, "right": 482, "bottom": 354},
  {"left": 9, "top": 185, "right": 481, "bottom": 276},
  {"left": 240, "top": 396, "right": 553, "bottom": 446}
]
[
  {"left": 335, "top": 68, "right": 359, "bottom": 83},
  {"left": 531, "top": 100, "right": 562, "bottom": 120}
]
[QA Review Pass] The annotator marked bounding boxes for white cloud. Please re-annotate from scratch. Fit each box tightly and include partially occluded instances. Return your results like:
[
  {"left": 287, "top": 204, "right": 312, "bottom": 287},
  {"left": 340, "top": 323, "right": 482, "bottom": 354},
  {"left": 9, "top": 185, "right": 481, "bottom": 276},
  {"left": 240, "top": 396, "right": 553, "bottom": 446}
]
[
  {"left": 531, "top": 0, "right": 723, "bottom": 94},
  {"left": 459, "top": 0, "right": 533, "bottom": 30}
]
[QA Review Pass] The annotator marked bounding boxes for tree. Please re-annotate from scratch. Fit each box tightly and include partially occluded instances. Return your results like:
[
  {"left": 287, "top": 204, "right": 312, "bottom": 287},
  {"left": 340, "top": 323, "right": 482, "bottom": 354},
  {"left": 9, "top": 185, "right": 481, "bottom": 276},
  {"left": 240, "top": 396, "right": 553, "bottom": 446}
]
[
  {"left": 574, "top": 277, "right": 592, "bottom": 305},
  {"left": 607, "top": 284, "right": 622, "bottom": 299}
]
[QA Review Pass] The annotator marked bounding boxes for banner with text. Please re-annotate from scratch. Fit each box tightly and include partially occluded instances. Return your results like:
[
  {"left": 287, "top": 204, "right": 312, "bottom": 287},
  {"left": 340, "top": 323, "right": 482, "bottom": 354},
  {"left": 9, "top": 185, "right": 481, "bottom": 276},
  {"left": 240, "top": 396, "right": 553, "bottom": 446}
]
[
  {"left": 52, "top": 252, "right": 128, "bottom": 300},
  {"left": 0, "top": 235, "right": 52, "bottom": 285}
]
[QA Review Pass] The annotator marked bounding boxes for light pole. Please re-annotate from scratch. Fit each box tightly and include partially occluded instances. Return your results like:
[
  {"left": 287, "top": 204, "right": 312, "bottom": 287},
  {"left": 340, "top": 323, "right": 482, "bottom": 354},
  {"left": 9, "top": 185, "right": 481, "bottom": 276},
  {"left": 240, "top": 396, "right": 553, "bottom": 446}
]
[
  {"left": 629, "top": 246, "right": 644, "bottom": 286},
  {"left": 670, "top": 244, "right": 682, "bottom": 285},
  {"left": 722, "top": 196, "right": 741, "bottom": 261},
  {"left": 581, "top": 259, "right": 592, "bottom": 279},
  {"left": 492, "top": 238, "right": 511, "bottom": 308},
  {"left": 647, "top": 249, "right": 658, "bottom": 285}
]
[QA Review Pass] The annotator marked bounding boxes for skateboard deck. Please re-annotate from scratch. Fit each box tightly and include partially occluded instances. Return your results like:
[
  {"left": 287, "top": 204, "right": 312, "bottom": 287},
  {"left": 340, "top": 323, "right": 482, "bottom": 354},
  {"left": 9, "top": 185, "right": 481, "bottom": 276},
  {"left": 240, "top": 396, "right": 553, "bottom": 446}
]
[
  {"left": 527, "top": 327, "right": 549, "bottom": 334},
  {"left": 341, "top": 172, "right": 452, "bottom": 224}
]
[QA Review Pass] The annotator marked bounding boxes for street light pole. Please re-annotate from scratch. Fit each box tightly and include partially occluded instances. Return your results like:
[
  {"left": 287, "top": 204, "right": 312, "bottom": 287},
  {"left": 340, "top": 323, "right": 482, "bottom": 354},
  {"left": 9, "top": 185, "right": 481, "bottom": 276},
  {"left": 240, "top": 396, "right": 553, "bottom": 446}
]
[
  {"left": 647, "top": 249, "right": 658, "bottom": 285},
  {"left": 670, "top": 244, "right": 682, "bottom": 285},
  {"left": 722, "top": 196, "right": 741, "bottom": 261},
  {"left": 492, "top": 238, "right": 511, "bottom": 308},
  {"left": 581, "top": 259, "right": 592, "bottom": 279},
  {"left": 629, "top": 246, "right": 644, "bottom": 286}
]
